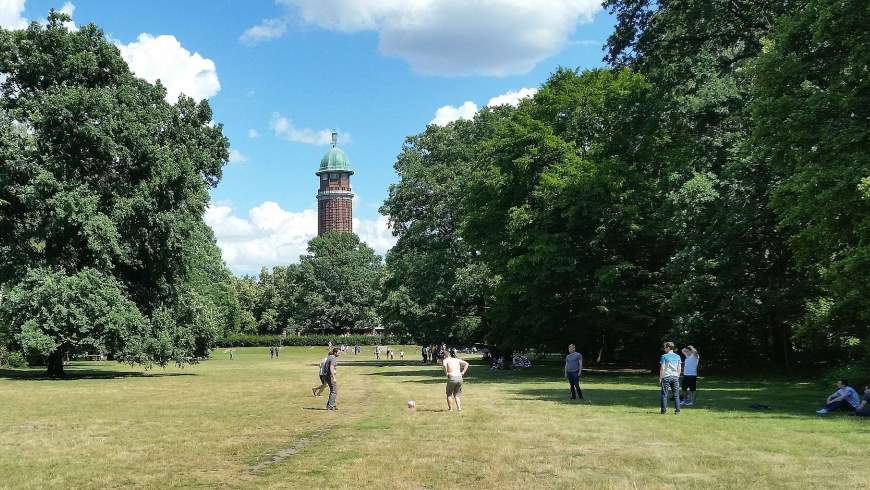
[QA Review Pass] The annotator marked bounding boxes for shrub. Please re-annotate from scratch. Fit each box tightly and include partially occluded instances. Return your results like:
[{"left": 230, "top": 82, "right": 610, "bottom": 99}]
[
  {"left": 214, "top": 334, "right": 408, "bottom": 348},
  {"left": 6, "top": 351, "right": 27, "bottom": 368}
]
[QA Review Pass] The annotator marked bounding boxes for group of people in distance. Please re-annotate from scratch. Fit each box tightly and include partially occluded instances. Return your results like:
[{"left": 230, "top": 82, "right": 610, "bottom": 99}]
[
  {"left": 373, "top": 345, "right": 403, "bottom": 360},
  {"left": 564, "top": 341, "right": 700, "bottom": 414}
]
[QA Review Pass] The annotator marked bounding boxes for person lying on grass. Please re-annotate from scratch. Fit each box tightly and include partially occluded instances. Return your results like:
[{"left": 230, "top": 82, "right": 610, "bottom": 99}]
[{"left": 817, "top": 379, "right": 861, "bottom": 415}]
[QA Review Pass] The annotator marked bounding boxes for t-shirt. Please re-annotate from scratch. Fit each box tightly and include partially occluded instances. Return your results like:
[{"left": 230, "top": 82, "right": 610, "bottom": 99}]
[
  {"left": 322, "top": 355, "right": 337, "bottom": 377},
  {"left": 836, "top": 386, "right": 861, "bottom": 408},
  {"left": 683, "top": 354, "right": 699, "bottom": 376},
  {"left": 318, "top": 356, "right": 329, "bottom": 376},
  {"left": 565, "top": 352, "right": 582, "bottom": 372},
  {"left": 660, "top": 352, "right": 681, "bottom": 378}
]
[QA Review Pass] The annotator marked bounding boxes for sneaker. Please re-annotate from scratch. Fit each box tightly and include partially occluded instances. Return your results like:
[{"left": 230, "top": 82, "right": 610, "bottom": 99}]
[
  {"left": 661, "top": 411, "right": 667, "bottom": 415},
  {"left": 675, "top": 411, "right": 681, "bottom": 415},
  {"left": 816, "top": 409, "right": 828, "bottom": 415},
  {"left": 312, "top": 388, "right": 318, "bottom": 397}
]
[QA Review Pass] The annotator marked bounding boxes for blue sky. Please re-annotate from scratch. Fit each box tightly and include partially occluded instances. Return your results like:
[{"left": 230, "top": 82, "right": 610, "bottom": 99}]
[{"left": 7, "top": 0, "right": 616, "bottom": 274}]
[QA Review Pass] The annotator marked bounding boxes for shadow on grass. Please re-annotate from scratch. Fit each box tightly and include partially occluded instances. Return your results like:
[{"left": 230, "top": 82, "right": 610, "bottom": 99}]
[
  {"left": 358, "top": 360, "right": 837, "bottom": 418},
  {"left": 0, "top": 366, "right": 197, "bottom": 381}
]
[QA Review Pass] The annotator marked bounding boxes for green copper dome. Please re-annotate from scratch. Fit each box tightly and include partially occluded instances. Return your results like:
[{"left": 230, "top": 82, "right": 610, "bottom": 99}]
[{"left": 319, "top": 147, "right": 351, "bottom": 173}]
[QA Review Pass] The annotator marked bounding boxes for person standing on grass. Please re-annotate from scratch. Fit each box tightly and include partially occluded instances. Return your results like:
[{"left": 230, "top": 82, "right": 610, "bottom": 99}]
[
  {"left": 324, "top": 348, "right": 340, "bottom": 410},
  {"left": 817, "top": 379, "right": 861, "bottom": 415},
  {"left": 660, "top": 342, "right": 682, "bottom": 414},
  {"left": 852, "top": 386, "right": 870, "bottom": 417},
  {"left": 564, "top": 344, "right": 584, "bottom": 400},
  {"left": 312, "top": 350, "right": 330, "bottom": 397},
  {"left": 681, "top": 346, "right": 700, "bottom": 406},
  {"left": 422, "top": 345, "right": 428, "bottom": 364},
  {"left": 442, "top": 350, "right": 469, "bottom": 412},
  {"left": 375, "top": 344, "right": 381, "bottom": 360}
]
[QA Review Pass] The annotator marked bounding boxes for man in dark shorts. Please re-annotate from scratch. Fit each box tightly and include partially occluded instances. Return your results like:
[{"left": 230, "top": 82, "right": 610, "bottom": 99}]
[
  {"left": 442, "top": 350, "right": 469, "bottom": 412},
  {"left": 323, "top": 348, "right": 340, "bottom": 410}
]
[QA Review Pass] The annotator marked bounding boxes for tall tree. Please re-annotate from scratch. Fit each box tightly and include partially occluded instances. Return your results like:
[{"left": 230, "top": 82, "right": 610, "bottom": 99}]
[
  {"left": 0, "top": 13, "right": 229, "bottom": 373},
  {"left": 604, "top": 0, "right": 813, "bottom": 366},
  {"left": 752, "top": 0, "right": 870, "bottom": 357},
  {"left": 380, "top": 119, "right": 498, "bottom": 345},
  {"left": 295, "top": 233, "right": 383, "bottom": 334},
  {"left": 462, "top": 68, "right": 667, "bottom": 359}
]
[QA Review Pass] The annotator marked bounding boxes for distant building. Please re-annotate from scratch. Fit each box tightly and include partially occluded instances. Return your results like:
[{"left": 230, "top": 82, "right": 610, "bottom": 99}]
[{"left": 316, "top": 131, "right": 353, "bottom": 235}]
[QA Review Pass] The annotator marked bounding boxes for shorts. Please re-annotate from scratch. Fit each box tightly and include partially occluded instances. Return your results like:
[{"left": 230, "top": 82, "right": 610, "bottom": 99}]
[
  {"left": 446, "top": 378, "right": 463, "bottom": 396},
  {"left": 683, "top": 375, "right": 698, "bottom": 391},
  {"left": 319, "top": 374, "right": 329, "bottom": 385}
]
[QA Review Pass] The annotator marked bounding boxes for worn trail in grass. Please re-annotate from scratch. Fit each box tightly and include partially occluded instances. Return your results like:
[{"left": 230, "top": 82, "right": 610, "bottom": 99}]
[{"left": 1, "top": 347, "right": 868, "bottom": 489}]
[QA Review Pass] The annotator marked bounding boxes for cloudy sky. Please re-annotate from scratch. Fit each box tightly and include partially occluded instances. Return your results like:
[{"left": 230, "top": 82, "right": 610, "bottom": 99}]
[{"left": 3, "top": 0, "right": 615, "bottom": 275}]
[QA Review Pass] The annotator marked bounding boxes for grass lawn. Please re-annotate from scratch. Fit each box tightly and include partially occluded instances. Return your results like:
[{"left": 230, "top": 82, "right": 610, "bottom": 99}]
[{"left": 1, "top": 346, "right": 868, "bottom": 489}]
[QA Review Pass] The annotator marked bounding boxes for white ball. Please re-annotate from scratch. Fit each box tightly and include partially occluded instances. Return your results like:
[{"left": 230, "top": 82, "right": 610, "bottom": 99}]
[{"left": 407, "top": 400, "right": 416, "bottom": 409}]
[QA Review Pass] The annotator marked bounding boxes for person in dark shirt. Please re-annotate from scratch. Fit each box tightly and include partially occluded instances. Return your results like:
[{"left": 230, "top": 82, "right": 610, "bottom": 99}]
[
  {"left": 323, "top": 348, "right": 340, "bottom": 410},
  {"left": 853, "top": 385, "right": 870, "bottom": 417},
  {"left": 564, "top": 344, "right": 583, "bottom": 400}
]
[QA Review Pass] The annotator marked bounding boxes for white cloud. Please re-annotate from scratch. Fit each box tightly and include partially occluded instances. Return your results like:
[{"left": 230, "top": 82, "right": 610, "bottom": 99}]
[
  {"left": 229, "top": 148, "right": 248, "bottom": 164},
  {"left": 117, "top": 34, "right": 221, "bottom": 103},
  {"left": 58, "top": 1, "right": 75, "bottom": 30},
  {"left": 247, "top": 129, "right": 260, "bottom": 139},
  {"left": 205, "top": 201, "right": 395, "bottom": 275},
  {"left": 240, "top": 17, "right": 288, "bottom": 46},
  {"left": 430, "top": 87, "right": 538, "bottom": 126},
  {"left": 270, "top": 112, "right": 351, "bottom": 146},
  {"left": 487, "top": 87, "right": 538, "bottom": 107},
  {"left": 353, "top": 214, "right": 397, "bottom": 257},
  {"left": 430, "top": 100, "right": 478, "bottom": 126},
  {"left": 253, "top": 0, "right": 601, "bottom": 76},
  {"left": 0, "top": 0, "right": 28, "bottom": 29}
]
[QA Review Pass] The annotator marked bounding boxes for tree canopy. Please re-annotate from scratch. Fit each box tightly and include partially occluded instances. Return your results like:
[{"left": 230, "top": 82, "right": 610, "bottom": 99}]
[{"left": 0, "top": 13, "right": 231, "bottom": 374}]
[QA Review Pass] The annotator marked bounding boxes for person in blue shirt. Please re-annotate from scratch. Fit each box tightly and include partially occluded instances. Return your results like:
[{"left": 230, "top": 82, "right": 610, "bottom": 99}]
[
  {"left": 659, "top": 342, "right": 682, "bottom": 414},
  {"left": 564, "top": 344, "right": 583, "bottom": 400},
  {"left": 817, "top": 379, "right": 861, "bottom": 415}
]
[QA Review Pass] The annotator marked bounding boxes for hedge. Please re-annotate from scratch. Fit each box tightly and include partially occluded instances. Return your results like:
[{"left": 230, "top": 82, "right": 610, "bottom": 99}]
[{"left": 214, "top": 333, "right": 408, "bottom": 348}]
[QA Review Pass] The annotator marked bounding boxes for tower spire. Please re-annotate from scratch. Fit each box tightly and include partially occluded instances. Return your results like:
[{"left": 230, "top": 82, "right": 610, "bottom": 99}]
[{"left": 331, "top": 130, "right": 338, "bottom": 147}]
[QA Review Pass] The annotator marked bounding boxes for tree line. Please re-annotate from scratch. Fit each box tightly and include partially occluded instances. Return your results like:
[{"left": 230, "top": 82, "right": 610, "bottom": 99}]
[
  {"left": 1, "top": 3, "right": 867, "bottom": 373},
  {"left": 380, "top": 0, "right": 869, "bottom": 368}
]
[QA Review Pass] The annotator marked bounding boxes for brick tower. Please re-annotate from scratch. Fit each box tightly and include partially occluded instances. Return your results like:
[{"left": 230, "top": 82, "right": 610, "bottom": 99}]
[{"left": 316, "top": 131, "right": 354, "bottom": 235}]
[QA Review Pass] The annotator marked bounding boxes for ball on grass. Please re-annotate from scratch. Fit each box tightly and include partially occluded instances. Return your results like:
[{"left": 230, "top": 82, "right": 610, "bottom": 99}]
[{"left": 407, "top": 400, "right": 416, "bottom": 409}]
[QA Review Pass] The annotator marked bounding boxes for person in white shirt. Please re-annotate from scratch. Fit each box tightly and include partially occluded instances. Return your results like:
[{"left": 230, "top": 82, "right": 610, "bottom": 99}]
[{"left": 681, "top": 346, "right": 700, "bottom": 406}]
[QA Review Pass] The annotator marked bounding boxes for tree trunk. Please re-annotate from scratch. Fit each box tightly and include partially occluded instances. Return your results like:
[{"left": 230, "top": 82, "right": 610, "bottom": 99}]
[{"left": 46, "top": 350, "right": 64, "bottom": 377}]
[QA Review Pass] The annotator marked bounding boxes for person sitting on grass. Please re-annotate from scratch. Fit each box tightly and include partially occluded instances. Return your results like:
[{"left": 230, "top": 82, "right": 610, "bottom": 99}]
[
  {"left": 817, "top": 379, "right": 861, "bottom": 415},
  {"left": 850, "top": 385, "right": 870, "bottom": 417}
]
